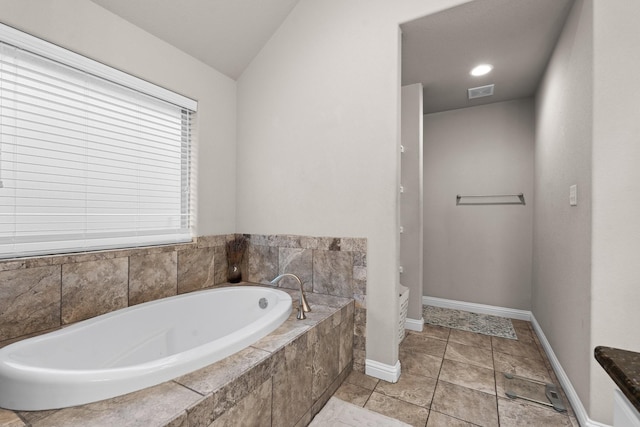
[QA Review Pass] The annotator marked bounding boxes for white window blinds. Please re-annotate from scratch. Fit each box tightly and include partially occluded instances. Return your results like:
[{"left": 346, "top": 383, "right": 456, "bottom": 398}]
[{"left": 0, "top": 24, "right": 197, "bottom": 258}]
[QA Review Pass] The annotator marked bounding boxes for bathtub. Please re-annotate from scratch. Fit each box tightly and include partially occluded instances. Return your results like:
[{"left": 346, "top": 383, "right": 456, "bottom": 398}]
[{"left": 0, "top": 286, "right": 292, "bottom": 411}]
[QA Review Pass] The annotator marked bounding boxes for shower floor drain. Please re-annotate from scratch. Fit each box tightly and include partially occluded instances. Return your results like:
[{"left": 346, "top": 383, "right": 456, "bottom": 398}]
[{"left": 503, "top": 373, "right": 567, "bottom": 412}]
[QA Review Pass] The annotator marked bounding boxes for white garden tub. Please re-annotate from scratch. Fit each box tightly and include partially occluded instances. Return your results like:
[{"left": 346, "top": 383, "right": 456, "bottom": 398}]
[{"left": 0, "top": 286, "right": 292, "bottom": 411}]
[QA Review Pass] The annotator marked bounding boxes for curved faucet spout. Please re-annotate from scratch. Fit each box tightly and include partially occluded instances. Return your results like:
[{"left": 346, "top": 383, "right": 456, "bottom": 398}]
[{"left": 270, "top": 273, "right": 311, "bottom": 314}]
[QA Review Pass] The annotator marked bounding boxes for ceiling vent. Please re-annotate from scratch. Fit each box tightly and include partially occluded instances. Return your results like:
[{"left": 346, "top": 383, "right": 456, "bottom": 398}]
[{"left": 468, "top": 84, "right": 494, "bottom": 99}]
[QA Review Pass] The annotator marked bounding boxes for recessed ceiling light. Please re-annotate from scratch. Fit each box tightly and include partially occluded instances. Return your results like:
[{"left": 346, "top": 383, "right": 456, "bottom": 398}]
[{"left": 470, "top": 64, "right": 493, "bottom": 76}]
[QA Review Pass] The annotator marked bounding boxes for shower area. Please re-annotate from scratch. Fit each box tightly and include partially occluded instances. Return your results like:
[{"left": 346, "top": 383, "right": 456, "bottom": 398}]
[{"left": 398, "top": 0, "right": 574, "bottom": 326}]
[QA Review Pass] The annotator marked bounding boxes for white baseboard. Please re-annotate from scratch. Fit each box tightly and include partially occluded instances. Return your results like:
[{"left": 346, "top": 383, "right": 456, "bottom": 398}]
[
  {"left": 365, "top": 359, "right": 401, "bottom": 383},
  {"left": 530, "top": 314, "right": 610, "bottom": 427},
  {"left": 422, "top": 296, "right": 531, "bottom": 321},
  {"left": 405, "top": 317, "right": 424, "bottom": 332}
]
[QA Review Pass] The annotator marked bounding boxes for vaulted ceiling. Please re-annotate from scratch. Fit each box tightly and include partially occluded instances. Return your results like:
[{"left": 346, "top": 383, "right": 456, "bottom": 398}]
[
  {"left": 90, "top": 0, "right": 301, "bottom": 79},
  {"left": 91, "top": 0, "right": 574, "bottom": 114}
]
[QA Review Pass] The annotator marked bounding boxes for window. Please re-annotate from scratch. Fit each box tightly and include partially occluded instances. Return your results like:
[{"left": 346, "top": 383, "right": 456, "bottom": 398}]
[{"left": 0, "top": 24, "right": 197, "bottom": 258}]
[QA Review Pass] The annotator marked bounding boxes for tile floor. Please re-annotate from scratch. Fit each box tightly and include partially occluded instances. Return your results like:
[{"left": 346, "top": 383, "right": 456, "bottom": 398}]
[{"left": 331, "top": 319, "right": 580, "bottom": 427}]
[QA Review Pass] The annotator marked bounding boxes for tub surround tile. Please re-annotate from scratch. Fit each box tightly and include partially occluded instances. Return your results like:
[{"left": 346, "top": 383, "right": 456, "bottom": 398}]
[
  {"left": 0, "top": 235, "right": 359, "bottom": 427},
  {"left": 312, "top": 250, "right": 353, "bottom": 298},
  {"left": 311, "top": 362, "right": 352, "bottom": 419},
  {"left": 0, "top": 265, "right": 61, "bottom": 341},
  {"left": 177, "top": 247, "right": 216, "bottom": 293},
  {"left": 339, "top": 309, "right": 354, "bottom": 372},
  {"left": 164, "top": 411, "right": 189, "bottom": 427},
  {"left": 431, "top": 381, "right": 498, "bottom": 426},
  {"left": 272, "top": 334, "right": 314, "bottom": 427},
  {"left": 247, "top": 245, "right": 278, "bottom": 284},
  {"left": 196, "top": 235, "right": 229, "bottom": 248},
  {"left": 213, "top": 246, "right": 228, "bottom": 285},
  {"left": 311, "top": 319, "right": 341, "bottom": 401},
  {"left": 340, "top": 238, "right": 367, "bottom": 253},
  {"left": 61, "top": 258, "right": 128, "bottom": 324},
  {"left": 129, "top": 251, "right": 177, "bottom": 305},
  {"left": 30, "top": 382, "right": 201, "bottom": 427},
  {"left": 175, "top": 346, "right": 273, "bottom": 396},
  {"left": 0, "top": 259, "right": 25, "bottom": 273},
  {"left": 278, "top": 247, "right": 313, "bottom": 292},
  {"left": 252, "top": 315, "right": 312, "bottom": 353},
  {"left": 209, "top": 378, "right": 272, "bottom": 427}
]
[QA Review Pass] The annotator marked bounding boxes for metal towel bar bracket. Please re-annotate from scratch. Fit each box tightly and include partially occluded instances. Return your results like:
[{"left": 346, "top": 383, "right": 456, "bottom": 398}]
[{"left": 456, "top": 193, "right": 525, "bottom": 206}]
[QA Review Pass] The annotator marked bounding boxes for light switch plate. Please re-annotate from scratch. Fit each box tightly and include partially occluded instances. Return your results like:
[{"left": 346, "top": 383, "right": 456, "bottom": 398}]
[{"left": 570, "top": 185, "right": 577, "bottom": 206}]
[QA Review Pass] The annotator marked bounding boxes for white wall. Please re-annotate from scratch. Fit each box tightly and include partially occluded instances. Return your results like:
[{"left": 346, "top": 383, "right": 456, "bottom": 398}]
[
  {"left": 423, "top": 99, "right": 534, "bottom": 310},
  {"left": 0, "top": 0, "right": 238, "bottom": 236},
  {"left": 400, "top": 84, "right": 424, "bottom": 321},
  {"left": 236, "top": 0, "right": 471, "bottom": 369},
  {"left": 533, "top": 0, "right": 593, "bottom": 417},
  {"left": 590, "top": 0, "right": 640, "bottom": 423}
]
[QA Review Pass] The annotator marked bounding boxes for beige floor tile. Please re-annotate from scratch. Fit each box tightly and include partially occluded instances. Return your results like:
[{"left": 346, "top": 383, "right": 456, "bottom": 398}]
[
  {"left": 427, "top": 411, "right": 479, "bottom": 426},
  {"left": 333, "top": 382, "right": 373, "bottom": 407},
  {"left": 432, "top": 381, "right": 498, "bottom": 427},
  {"left": 439, "top": 359, "right": 496, "bottom": 395},
  {"left": 448, "top": 329, "right": 492, "bottom": 350},
  {"left": 374, "top": 373, "right": 437, "bottom": 408},
  {"left": 417, "top": 324, "right": 451, "bottom": 341},
  {"left": 493, "top": 351, "right": 552, "bottom": 384},
  {"left": 510, "top": 319, "right": 532, "bottom": 330},
  {"left": 310, "top": 397, "right": 412, "bottom": 427},
  {"left": 491, "top": 336, "right": 542, "bottom": 361},
  {"left": 445, "top": 342, "right": 494, "bottom": 370},
  {"left": 400, "top": 349, "right": 443, "bottom": 379},
  {"left": 344, "top": 370, "right": 379, "bottom": 391},
  {"left": 513, "top": 327, "right": 535, "bottom": 344},
  {"left": 497, "top": 397, "right": 572, "bottom": 427},
  {"left": 401, "top": 333, "right": 447, "bottom": 358},
  {"left": 365, "top": 392, "right": 429, "bottom": 427}
]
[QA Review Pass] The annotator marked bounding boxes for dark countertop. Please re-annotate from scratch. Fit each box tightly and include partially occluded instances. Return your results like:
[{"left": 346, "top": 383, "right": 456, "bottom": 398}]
[{"left": 595, "top": 346, "right": 640, "bottom": 413}]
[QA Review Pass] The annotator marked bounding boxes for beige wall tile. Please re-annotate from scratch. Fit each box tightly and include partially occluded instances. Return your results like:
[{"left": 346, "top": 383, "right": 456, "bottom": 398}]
[
  {"left": 61, "top": 258, "right": 128, "bottom": 324},
  {"left": 0, "top": 266, "right": 61, "bottom": 341},
  {"left": 129, "top": 252, "right": 177, "bottom": 305},
  {"left": 177, "top": 247, "right": 216, "bottom": 293}
]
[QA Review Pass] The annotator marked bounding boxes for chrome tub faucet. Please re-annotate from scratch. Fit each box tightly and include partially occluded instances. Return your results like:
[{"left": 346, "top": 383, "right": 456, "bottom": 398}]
[{"left": 270, "top": 273, "right": 311, "bottom": 319}]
